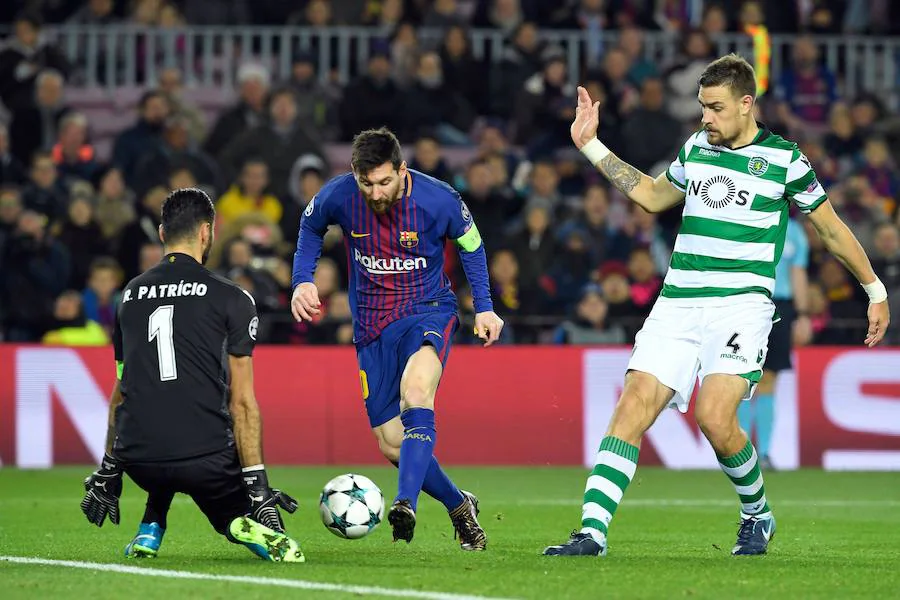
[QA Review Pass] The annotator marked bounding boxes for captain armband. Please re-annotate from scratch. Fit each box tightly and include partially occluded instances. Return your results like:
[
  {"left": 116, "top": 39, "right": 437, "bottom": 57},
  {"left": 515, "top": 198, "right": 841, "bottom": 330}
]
[{"left": 454, "top": 223, "right": 483, "bottom": 252}]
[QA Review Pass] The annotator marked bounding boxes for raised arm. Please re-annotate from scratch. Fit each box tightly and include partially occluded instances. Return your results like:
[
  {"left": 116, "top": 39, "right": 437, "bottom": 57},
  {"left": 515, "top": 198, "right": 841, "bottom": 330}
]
[{"left": 571, "top": 86, "right": 685, "bottom": 214}]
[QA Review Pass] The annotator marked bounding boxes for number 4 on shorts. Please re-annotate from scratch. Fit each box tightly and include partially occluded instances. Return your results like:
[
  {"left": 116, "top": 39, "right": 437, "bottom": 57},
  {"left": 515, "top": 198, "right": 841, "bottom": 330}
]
[{"left": 726, "top": 333, "right": 741, "bottom": 354}]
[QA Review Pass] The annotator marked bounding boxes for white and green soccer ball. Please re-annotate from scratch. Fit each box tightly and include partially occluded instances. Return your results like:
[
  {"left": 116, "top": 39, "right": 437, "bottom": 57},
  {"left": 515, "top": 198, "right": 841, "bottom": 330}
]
[{"left": 318, "top": 474, "right": 384, "bottom": 539}]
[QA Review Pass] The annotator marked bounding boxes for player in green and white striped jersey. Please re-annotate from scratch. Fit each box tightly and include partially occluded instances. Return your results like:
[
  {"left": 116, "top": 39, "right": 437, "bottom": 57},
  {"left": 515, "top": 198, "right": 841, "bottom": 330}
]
[{"left": 544, "top": 54, "right": 890, "bottom": 558}]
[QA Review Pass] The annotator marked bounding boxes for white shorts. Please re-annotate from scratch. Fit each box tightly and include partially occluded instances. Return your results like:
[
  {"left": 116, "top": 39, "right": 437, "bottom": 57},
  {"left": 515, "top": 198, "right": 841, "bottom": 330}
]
[{"left": 627, "top": 295, "right": 776, "bottom": 412}]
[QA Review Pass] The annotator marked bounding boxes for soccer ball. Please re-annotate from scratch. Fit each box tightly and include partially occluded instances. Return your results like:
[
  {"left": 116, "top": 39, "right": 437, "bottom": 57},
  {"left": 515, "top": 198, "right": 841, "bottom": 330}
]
[{"left": 318, "top": 474, "right": 384, "bottom": 539}]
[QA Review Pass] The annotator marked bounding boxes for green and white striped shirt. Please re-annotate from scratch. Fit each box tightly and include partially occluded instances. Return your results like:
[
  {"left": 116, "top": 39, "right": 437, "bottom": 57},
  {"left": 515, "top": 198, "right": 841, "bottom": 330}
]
[{"left": 662, "top": 126, "right": 827, "bottom": 303}]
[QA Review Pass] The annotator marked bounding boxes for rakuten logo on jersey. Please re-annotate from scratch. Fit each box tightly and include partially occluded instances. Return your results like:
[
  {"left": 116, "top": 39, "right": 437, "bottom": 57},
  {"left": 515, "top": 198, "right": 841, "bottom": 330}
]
[{"left": 354, "top": 249, "right": 426, "bottom": 275}]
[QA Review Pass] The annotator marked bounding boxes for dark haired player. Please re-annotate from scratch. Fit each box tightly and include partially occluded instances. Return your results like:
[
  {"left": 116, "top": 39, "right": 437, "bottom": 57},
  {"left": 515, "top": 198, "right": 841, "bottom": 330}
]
[
  {"left": 292, "top": 127, "right": 503, "bottom": 550},
  {"left": 80, "top": 187, "right": 304, "bottom": 562},
  {"left": 544, "top": 54, "right": 889, "bottom": 558}
]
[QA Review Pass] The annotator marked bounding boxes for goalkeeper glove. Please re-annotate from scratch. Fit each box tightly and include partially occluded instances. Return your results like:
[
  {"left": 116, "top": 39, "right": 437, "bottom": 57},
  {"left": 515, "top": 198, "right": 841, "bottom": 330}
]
[
  {"left": 80, "top": 453, "right": 123, "bottom": 527},
  {"left": 242, "top": 465, "right": 298, "bottom": 533}
]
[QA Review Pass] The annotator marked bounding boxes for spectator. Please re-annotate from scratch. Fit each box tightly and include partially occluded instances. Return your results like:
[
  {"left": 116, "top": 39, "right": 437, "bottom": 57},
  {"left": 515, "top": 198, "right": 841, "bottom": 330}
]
[
  {"left": 460, "top": 159, "right": 518, "bottom": 252},
  {"left": 0, "top": 209, "right": 70, "bottom": 341},
  {"left": 403, "top": 52, "right": 475, "bottom": 145},
  {"left": 471, "top": 0, "right": 525, "bottom": 35},
  {"left": 93, "top": 167, "right": 136, "bottom": 242},
  {"left": 21, "top": 152, "right": 67, "bottom": 223},
  {"left": 158, "top": 67, "right": 207, "bottom": 144},
  {"left": 288, "top": 51, "right": 340, "bottom": 142},
  {"left": 599, "top": 263, "right": 642, "bottom": 339},
  {"left": 489, "top": 248, "right": 535, "bottom": 338},
  {"left": 513, "top": 51, "right": 575, "bottom": 156},
  {"left": 0, "top": 12, "right": 70, "bottom": 112},
  {"left": 597, "top": 47, "right": 640, "bottom": 122},
  {"left": 620, "top": 77, "right": 682, "bottom": 174},
  {"left": 389, "top": 23, "right": 421, "bottom": 89},
  {"left": 82, "top": 256, "right": 123, "bottom": 335},
  {"left": 216, "top": 159, "right": 283, "bottom": 227},
  {"left": 831, "top": 174, "right": 890, "bottom": 253},
  {"left": 203, "top": 63, "right": 270, "bottom": 156},
  {"left": 627, "top": 247, "right": 662, "bottom": 313},
  {"left": 823, "top": 104, "right": 863, "bottom": 164},
  {"left": 439, "top": 25, "right": 490, "bottom": 117},
  {"left": 558, "top": 183, "right": 612, "bottom": 266},
  {"left": 423, "top": 0, "right": 462, "bottom": 28},
  {"left": 117, "top": 186, "right": 166, "bottom": 281},
  {"left": 8, "top": 69, "right": 70, "bottom": 166},
  {"left": 219, "top": 87, "right": 326, "bottom": 198},
  {"left": 138, "top": 242, "right": 164, "bottom": 274},
  {"left": 506, "top": 202, "right": 557, "bottom": 292},
  {"left": 134, "top": 113, "right": 221, "bottom": 197},
  {"left": 52, "top": 112, "right": 100, "bottom": 184},
  {"left": 339, "top": 52, "right": 406, "bottom": 141},
  {"left": 701, "top": 3, "right": 729, "bottom": 36},
  {"left": 282, "top": 153, "right": 327, "bottom": 245},
  {"left": 553, "top": 283, "right": 627, "bottom": 345},
  {"left": 54, "top": 187, "right": 108, "bottom": 289},
  {"left": 490, "top": 22, "right": 545, "bottom": 118},
  {"left": 858, "top": 138, "right": 900, "bottom": 215},
  {"left": 546, "top": 227, "right": 594, "bottom": 315},
  {"left": 41, "top": 290, "right": 110, "bottom": 346},
  {"left": 617, "top": 26, "right": 658, "bottom": 86},
  {"left": 871, "top": 223, "right": 900, "bottom": 344},
  {"left": 817, "top": 257, "right": 867, "bottom": 344},
  {"left": 409, "top": 135, "right": 454, "bottom": 184},
  {"left": 0, "top": 123, "right": 27, "bottom": 185},
  {"left": 664, "top": 29, "right": 714, "bottom": 124},
  {"left": 775, "top": 36, "right": 839, "bottom": 135},
  {"left": 112, "top": 90, "right": 170, "bottom": 187}
]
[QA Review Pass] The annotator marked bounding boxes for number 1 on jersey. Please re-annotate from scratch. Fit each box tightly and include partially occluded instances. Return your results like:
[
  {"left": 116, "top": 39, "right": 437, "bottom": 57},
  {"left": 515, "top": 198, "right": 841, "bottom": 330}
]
[{"left": 149, "top": 305, "right": 177, "bottom": 381}]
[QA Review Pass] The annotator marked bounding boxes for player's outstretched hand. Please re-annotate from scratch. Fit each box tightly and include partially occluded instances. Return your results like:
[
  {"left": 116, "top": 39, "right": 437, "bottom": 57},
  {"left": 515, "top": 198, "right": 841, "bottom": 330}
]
[
  {"left": 473, "top": 311, "right": 504, "bottom": 347},
  {"left": 80, "top": 453, "right": 123, "bottom": 527},
  {"left": 570, "top": 85, "right": 601, "bottom": 150},
  {"left": 865, "top": 300, "right": 890, "bottom": 347},
  {"left": 291, "top": 282, "right": 321, "bottom": 322}
]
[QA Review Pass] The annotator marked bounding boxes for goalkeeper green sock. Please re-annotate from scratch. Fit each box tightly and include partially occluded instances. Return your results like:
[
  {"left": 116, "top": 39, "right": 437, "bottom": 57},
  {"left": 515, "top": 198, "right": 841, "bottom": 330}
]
[
  {"left": 717, "top": 440, "right": 771, "bottom": 515},
  {"left": 580, "top": 436, "right": 639, "bottom": 543}
]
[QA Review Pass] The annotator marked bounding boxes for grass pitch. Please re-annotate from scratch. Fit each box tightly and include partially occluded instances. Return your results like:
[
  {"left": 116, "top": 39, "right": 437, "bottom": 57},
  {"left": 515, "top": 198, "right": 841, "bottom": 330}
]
[{"left": 1, "top": 466, "right": 898, "bottom": 599}]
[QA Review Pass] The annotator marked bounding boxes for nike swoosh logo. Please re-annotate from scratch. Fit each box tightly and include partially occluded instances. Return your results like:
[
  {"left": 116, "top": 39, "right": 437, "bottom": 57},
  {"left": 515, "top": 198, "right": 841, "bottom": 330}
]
[
  {"left": 761, "top": 523, "right": 772, "bottom": 541},
  {"left": 350, "top": 231, "right": 371, "bottom": 238}
]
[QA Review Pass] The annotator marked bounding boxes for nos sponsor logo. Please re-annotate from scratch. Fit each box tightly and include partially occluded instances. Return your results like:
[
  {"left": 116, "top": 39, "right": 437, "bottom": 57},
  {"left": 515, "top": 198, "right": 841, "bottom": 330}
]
[{"left": 689, "top": 176, "right": 752, "bottom": 209}]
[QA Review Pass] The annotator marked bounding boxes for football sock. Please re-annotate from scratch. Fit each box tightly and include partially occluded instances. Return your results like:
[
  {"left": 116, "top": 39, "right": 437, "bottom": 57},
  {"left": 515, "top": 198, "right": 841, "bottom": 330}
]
[
  {"left": 754, "top": 393, "right": 775, "bottom": 459},
  {"left": 388, "top": 457, "right": 465, "bottom": 511},
  {"left": 580, "top": 436, "right": 639, "bottom": 544},
  {"left": 717, "top": 440, "right": 771, "bottom": 515},
  {"left": 395, "top": 407, "right": 436, "bottom": 512},
  {"left": 142, "top": 492, "right": 173, "bottom": 529},
  {"left": 737, "top": 399, "right": 754, "bottom": 445}
]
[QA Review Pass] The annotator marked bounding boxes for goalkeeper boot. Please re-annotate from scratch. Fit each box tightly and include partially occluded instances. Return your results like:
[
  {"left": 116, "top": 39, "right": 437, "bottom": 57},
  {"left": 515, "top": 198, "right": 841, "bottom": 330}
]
[
  {"left": 228, "top": 516, "right": 305, "bottom": 563},
  {"left": 124, "top": 522, "right": 165, "bottom": 558},
  {"left": 542, "top": 531, "right": 607, "bottom": 557},
  {"left": 732, "top": 512, "right": 776, "bottom": 556},
  {"left": 388, "top": 500, "right": 416, "bottom": 543},
  {"left": 449, "top": 490, "right": 486, "bottom": 551}
]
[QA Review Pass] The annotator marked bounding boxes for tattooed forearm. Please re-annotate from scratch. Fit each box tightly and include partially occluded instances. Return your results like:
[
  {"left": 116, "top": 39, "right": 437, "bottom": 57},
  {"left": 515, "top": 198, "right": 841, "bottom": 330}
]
[{"left": 598, "top": 154, "right": 642, "bottom": 195}]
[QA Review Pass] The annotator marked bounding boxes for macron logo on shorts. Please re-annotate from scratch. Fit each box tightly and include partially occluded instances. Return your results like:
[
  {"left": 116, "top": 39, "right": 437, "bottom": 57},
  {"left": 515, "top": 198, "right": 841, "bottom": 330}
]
[{"left": 354, "top": 249, "right": 427, "bottom": 275}]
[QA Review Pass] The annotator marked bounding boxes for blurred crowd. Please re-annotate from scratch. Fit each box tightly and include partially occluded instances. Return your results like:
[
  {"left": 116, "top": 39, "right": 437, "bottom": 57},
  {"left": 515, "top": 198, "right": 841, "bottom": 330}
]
[{"left": 0, "top": 0, "right": 899, "bottom": 346}]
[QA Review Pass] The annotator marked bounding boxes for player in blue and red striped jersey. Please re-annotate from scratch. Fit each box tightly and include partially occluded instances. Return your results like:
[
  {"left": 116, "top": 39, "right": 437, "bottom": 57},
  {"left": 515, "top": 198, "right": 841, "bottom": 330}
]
[{"left": 291, "top": 127, "right": 503, "bottom": 550}]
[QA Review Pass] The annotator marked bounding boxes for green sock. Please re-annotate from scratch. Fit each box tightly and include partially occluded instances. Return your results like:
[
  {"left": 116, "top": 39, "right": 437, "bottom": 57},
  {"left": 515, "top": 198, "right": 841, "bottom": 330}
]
[
  {"left": 717, "top": 440, "right": 771, "bottom": 516},
  {"left": 580, "top": 436, "right": 639, "bottom": 542}
]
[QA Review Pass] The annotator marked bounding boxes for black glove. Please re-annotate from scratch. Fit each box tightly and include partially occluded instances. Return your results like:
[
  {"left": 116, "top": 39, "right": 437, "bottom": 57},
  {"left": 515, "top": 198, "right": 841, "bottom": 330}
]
[
  {"left": 242, "top": 467, "right": 298, "bottom": 533},
  {"left": 80, "top": 453, "right": 123, "bottom": 527}
]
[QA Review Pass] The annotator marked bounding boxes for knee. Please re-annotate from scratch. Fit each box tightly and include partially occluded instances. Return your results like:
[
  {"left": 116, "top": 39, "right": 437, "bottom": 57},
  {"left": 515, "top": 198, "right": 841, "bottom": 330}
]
[
  {"left": 608, "top": 373, "right": 665, "bottom": 441},
  {"left": 695, "top": 405, "right": 738, "bottom": 444},
  {"left": 400, "top": 381, "right": 434, "bottom": 410},
  {"left": 378, "top": 438, "right": 401, "bottom": 463}
]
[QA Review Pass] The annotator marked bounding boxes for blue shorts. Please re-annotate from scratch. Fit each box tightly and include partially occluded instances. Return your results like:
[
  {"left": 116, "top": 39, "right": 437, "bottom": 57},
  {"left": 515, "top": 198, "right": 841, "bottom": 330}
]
[{"left": 357, "top": 311, "right": 459, "bottom": 428}]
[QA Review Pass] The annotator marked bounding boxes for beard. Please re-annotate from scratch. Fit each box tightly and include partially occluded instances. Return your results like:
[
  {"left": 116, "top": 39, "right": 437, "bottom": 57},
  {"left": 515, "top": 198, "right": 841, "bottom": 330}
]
[{"left": 362, "top": 181, "right": 402, "bottom": 214}]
